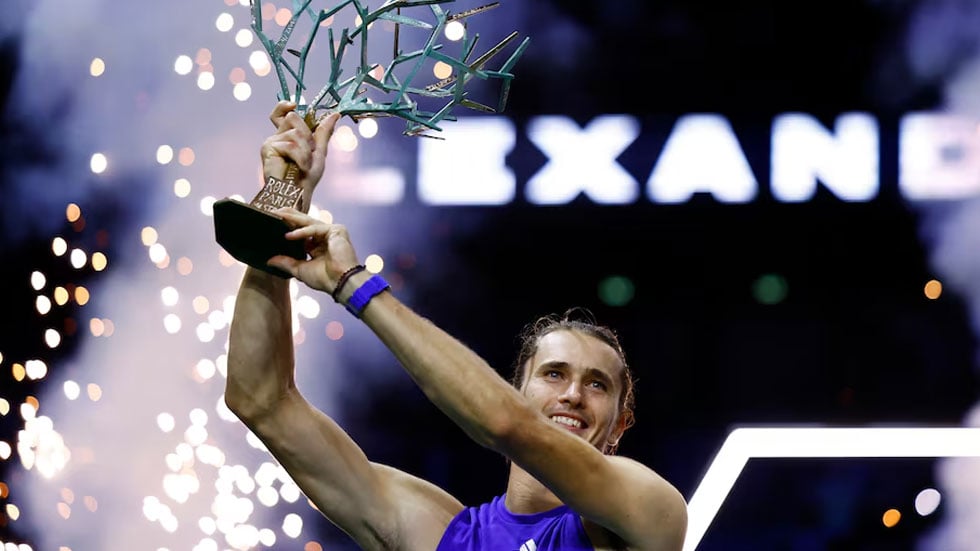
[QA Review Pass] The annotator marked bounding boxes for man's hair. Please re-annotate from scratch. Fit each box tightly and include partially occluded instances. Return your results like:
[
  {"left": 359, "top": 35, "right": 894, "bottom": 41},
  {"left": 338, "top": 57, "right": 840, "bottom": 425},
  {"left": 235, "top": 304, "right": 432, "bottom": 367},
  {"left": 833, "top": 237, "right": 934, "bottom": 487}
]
[{"left": 509, "top": 307, "right": 636, "bottom": 454}]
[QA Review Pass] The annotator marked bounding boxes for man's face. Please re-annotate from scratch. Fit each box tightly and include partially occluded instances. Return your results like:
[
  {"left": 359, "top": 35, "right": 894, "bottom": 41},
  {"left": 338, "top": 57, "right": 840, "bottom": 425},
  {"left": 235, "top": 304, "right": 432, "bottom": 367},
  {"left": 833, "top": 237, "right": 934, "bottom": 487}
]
[{"left": 520, "top": 329, "right": 627, "bottom": 453}]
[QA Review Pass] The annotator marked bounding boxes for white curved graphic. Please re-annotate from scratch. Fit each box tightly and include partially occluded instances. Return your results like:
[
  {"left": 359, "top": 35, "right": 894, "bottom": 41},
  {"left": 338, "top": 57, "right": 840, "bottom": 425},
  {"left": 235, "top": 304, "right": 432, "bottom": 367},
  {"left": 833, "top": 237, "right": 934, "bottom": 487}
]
[{"left": 684, "top": 427, "right": 980, "bottom": 551}]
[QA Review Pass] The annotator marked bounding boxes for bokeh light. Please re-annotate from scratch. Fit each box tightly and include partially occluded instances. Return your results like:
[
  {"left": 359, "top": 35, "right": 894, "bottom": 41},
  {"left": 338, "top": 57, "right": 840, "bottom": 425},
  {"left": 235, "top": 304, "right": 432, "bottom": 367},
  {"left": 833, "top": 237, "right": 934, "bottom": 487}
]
[
  {"left": 882, "top": 508, "right": 901, "bottom": 528},
  {"left": 598, "top": 275, "right": 635, "bottom": 307},
  {"left": 753, "top": 273, "right": 789, "bottom": 305}
]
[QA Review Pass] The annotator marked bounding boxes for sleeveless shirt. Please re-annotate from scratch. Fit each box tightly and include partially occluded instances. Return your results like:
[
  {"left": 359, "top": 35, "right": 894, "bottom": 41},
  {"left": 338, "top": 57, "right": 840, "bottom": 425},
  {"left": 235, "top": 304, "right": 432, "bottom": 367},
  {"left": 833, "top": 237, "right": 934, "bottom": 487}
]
[{"left": 435, "top": 494, "right": 593, "bottom": 550}]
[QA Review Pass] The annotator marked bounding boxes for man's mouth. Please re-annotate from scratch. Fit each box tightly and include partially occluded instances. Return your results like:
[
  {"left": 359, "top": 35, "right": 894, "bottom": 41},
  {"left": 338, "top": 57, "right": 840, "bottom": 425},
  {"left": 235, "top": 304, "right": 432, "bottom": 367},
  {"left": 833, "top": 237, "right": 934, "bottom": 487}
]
[{"left": 550, "top": 415, "right": 585, "bottom": 429}]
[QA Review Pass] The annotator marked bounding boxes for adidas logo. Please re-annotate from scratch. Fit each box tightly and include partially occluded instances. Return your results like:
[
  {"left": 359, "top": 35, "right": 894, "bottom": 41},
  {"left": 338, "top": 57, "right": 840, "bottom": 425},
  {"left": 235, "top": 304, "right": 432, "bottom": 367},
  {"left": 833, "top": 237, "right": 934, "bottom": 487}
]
[{"left": 519, "top": 539, "right": 537, "bottom": 551}]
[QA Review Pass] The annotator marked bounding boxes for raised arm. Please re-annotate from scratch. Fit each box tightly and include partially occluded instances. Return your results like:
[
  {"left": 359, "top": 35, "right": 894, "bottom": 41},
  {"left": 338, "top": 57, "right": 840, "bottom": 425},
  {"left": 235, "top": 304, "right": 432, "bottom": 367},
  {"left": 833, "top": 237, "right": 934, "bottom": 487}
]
[
  {"left": 354, "top": 286, "right": 687, "bottom": 551},
  {"left": 269, "top": 215, "right": 688, "bottom": 550},
  {"left": 224, "top": 102, "right": 461, "bottom": 550}
]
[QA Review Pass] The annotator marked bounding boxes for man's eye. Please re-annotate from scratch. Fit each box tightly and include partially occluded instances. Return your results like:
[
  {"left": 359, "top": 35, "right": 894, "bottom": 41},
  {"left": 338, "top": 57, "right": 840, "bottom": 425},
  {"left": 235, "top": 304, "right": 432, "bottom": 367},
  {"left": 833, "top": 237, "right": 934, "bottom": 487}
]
[{"left": 590, "top": 381, "right": 607, "bottom": 390}]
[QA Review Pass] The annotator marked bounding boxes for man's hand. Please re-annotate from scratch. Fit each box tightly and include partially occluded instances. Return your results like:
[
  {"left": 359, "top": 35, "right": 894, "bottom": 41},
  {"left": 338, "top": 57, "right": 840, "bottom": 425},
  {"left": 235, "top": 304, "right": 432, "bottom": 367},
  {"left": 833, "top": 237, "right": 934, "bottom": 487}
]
[
  {"left": 262, "top": 101, "right": 339, "bottom": 211},
  {"left": 268, "top": 209, "right": 361, "bottom": 294}
]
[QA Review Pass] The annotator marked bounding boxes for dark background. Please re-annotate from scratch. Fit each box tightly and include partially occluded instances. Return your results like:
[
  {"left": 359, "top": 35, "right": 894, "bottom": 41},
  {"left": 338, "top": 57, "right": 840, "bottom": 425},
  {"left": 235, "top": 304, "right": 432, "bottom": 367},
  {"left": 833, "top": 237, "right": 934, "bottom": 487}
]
[{"left": 2, "top": 1, "right": 979, "bottom": 550}]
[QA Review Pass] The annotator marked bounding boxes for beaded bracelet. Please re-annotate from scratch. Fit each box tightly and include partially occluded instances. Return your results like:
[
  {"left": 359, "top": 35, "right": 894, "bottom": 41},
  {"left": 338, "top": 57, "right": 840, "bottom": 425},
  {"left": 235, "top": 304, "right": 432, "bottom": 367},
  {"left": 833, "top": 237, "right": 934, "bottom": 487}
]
[
  {"left": 344, "top": 274, "right": 391, "bottom": 317},
  {"left": 331, "top": 264, "right": 366, "bottom": 302}
]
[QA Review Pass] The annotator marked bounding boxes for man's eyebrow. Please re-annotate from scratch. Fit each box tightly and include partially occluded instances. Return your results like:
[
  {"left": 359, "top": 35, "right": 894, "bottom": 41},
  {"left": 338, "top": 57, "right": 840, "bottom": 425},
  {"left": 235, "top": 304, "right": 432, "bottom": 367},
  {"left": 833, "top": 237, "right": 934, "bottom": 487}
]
[
  {"left": 584, "top": 367, "right": 615, "bottom": 385},
  {"left": 536, "top": 360, "right": 570, "bottom": 371}
]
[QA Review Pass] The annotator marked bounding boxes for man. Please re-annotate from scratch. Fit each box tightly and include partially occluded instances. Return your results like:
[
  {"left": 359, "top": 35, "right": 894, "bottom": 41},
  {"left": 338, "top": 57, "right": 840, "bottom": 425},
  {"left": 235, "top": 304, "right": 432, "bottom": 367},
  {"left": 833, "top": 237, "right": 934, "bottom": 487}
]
[{"left": 225, "top": 101, "right": 688, "bottom": 550}]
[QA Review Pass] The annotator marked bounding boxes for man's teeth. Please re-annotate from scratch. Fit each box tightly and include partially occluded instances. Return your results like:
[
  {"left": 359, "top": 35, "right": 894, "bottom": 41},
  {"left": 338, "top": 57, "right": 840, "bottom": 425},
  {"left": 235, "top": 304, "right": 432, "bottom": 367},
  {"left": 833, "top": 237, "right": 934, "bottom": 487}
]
[{"left": 551, "top": 416, "right": 582, "bottom": 428}]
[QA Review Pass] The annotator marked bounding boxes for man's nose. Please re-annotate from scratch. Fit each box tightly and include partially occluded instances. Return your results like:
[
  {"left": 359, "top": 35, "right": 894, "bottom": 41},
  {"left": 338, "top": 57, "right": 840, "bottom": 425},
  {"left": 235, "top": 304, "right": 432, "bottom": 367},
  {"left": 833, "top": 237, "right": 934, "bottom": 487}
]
[{"left": 559, "top": 381, "right": 583, "bottom": 405}]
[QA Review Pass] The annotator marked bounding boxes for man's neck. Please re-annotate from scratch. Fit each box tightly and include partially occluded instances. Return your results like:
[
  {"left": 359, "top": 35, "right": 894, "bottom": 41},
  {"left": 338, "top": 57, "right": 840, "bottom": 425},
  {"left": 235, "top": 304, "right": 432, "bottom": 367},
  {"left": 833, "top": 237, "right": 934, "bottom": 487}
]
[{"left": 504, "top": 462, "right": 564, "bottom": 514}]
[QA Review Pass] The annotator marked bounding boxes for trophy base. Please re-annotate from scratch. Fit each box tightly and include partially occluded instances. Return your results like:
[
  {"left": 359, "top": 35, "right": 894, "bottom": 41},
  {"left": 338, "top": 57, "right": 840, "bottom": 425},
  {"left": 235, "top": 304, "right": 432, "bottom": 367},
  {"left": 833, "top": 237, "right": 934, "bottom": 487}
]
[{"left": 213, "top": 198, "right": 305, "bottom": 279}]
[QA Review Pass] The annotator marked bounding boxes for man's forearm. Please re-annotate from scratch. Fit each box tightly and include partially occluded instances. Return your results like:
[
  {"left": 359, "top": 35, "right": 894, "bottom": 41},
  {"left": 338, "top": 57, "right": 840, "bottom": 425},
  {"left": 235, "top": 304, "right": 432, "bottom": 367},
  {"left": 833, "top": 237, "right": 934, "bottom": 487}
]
[{"left": 225, "top": 267, "right": 296, "bottom": 421}]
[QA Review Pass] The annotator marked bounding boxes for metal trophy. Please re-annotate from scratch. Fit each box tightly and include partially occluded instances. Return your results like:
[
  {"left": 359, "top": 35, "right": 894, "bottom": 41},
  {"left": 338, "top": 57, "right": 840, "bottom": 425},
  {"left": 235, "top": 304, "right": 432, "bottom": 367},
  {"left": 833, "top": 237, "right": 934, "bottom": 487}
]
[{"left": 213, "top": 0, "right": 530, "bottom": 278}]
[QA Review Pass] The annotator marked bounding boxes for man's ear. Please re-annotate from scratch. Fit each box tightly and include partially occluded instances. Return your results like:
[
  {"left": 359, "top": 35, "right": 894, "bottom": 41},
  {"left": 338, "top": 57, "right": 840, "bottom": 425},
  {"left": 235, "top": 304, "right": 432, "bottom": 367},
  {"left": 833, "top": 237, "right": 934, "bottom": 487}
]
[{"left": 604, "top": 410, "right": 630, "bottom": 453}]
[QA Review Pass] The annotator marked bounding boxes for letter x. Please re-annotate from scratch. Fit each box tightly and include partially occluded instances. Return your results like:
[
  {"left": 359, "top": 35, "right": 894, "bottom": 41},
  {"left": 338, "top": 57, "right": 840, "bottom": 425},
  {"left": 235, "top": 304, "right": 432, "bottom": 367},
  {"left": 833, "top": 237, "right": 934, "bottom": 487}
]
[{"left": 525, "top": 115, "right": 640, "bottom": 204}]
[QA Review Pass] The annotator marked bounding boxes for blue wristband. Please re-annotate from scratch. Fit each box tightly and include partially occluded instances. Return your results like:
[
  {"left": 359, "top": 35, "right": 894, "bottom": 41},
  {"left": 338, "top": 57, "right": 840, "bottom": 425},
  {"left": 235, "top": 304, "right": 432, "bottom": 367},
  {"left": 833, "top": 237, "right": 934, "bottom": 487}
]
[{"left": 345, "top": 274, "right": 390, "bottom": 317}]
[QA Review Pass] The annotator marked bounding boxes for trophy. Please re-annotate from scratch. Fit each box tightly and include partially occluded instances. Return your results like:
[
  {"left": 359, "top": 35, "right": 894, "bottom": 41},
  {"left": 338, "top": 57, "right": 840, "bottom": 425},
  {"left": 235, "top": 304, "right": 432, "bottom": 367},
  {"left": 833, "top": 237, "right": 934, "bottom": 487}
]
[{"left": 213, "top": 0, "right": 530, "bottom": 278}]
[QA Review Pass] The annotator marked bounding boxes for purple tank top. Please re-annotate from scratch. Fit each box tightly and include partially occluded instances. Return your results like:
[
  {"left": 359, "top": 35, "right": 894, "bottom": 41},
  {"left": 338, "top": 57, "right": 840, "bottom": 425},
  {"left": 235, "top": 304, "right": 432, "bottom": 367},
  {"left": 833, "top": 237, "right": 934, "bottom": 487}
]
[{"left": 436, "top": 494, "right": 593, "bottom": 550}]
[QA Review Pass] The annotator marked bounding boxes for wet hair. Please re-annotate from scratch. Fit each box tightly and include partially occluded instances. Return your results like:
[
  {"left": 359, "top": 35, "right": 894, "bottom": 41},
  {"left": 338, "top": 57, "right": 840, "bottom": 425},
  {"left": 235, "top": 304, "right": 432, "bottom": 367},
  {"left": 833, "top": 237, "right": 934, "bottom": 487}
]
[{"left": 510, "top": 307, "right": 636, "bottom": 453}]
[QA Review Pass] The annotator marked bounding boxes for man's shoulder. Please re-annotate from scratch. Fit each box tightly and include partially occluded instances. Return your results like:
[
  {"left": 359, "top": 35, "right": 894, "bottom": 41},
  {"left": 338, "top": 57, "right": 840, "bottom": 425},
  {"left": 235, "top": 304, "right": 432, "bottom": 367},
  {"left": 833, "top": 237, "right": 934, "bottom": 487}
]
[{"left": 367, "top": 463, "right": 466, "bottom": 549}]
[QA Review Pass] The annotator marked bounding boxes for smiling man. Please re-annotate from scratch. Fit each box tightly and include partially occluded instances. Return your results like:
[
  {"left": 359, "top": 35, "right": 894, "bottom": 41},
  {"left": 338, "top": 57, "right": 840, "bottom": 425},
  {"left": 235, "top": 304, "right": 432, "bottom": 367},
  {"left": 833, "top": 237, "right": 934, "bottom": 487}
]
[{"left": 224, "top": 101, "right": 688, "bottom": 550}]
